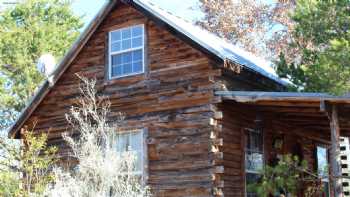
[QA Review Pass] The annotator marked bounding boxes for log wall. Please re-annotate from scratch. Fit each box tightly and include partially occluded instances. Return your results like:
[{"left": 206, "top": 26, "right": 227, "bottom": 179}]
[
  {"left": 21, "top": 3, "right": 228, "bottom": 197},
  {"left": 20, "top": 2, "right": 287, "bottom": 197}
]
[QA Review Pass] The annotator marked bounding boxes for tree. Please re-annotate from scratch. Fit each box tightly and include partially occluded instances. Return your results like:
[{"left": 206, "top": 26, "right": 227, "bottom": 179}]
[
  {"left": 0, "top": 171, "right": 19, "bottom": 197},
  {"left": 276, "top": 0, "right": 350, "bottom": 95},
  {"left": 197, "top": 0, "right": 296, "bottom": 60},
  {"left": 0, "top": 130, "right": 57, "bottom": 197},
  {"left": 45, "top": 76, "right": 151, "bottom": 197},
  {"left": 248, "top": 155, "right": 323, "bottom": 197},
  {"left": 0, "top": 0, "right": 83, "bottom": 129}
]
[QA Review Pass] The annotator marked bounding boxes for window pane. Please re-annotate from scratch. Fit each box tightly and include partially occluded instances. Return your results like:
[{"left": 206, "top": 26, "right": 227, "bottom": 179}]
[
  {"left": 133, "top": 61, "right": 143, "bottom": 73},
  {"left": 245, "top": 150, "right": 263, "bottom": 172},
  {"left": 122, "top": 52, "right": 132, "bottom": 64},
  {"left": 111, "top": 42, "right": 121, "bottom": 52},
  {"left": 111, "top": 55, "right": 122, "bottom": 66},
  {"left": 130, "top": 132, "right": 142, "bottom": 151},
  {"left": 132, "top": 50, "right": 142, "bottom": 61},
  {"left": 122, "top": 39, "right": 131, "bottom": 50},
  {"left": 132, "top": 37, "right": 142, "bottom": 48},
  {"left": 117, "top": 134, "right": 127, "bottom": 152},
  {"left": 247, "top": 131, "right": 263, "bottom": 152},
  {"left": 122, "top": 28, "right": 131, "bottom": 39},
  {"left": 111, "top": 31, "right": 121, "bottom": 42},
  {"left": 317, "top": 146, "right": 328, "bottom": 178},
  {"left": 132, "top": 26, "right": 143, "bottom": 37},
  {"left": 123, "top": 63, "right": 132, "bottom": 74},
  {"left": 112, "top": 65, "right": 122, "bottom": 77},
  {"left": 135, "top": 151, "right": 142, "bottom": 171},
  {"left": 112, "top": 51, "right": 144, "bottom": 77}
]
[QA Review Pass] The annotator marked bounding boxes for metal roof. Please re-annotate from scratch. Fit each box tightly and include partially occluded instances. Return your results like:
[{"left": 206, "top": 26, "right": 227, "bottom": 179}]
[{"left": 134, "top": 0, "right": 287, "bottom": 86}]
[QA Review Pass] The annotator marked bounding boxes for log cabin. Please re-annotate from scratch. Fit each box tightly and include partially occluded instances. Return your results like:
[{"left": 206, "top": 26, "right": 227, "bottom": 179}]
[{"left": 7, "top": 0, "right": 350, "bottom": 196}]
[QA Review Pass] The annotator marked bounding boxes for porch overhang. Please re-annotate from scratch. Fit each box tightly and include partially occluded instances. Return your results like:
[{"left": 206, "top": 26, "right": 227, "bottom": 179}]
[
  {"left": 215, "top": 91, "right": 350, "bottom": 137},
  {"left": 216, "top": 91, "right": 350, "bottom": 195}
]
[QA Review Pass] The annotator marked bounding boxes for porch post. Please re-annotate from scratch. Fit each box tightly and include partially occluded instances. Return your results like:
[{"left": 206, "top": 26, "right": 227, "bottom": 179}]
[{"left": 329, "top": 105, "right": 343, "bottom": 197}]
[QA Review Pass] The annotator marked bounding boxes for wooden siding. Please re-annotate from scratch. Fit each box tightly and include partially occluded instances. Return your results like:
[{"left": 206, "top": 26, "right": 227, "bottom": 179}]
[
  {"left": 215, "top": 103, "right": 247, "bottom": 197},
  {"left": 22, "top": 3, "right": 223, "bottom": 197},
  {"left": 20, "top": 2, "right": 290, "bottom": 197}
]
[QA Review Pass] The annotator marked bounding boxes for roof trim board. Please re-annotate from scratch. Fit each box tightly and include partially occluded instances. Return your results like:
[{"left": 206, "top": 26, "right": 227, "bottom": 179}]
[{"left": 216, "top": 91, "right": 350, "bottom": 104}]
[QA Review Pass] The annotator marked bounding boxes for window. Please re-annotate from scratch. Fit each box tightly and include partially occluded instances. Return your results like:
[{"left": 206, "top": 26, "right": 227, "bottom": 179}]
[
  {"left": 245, "top": 127, "right": 264, "bottom": 197},
  {"left": 316, "top": 146, "right": 330, "bottom": 197},
  {"left": 109, "top": 25, "right": 144, "bottom": 79},
  {"left": 116, "top": 129, "right": 145, "bottom": 176}
]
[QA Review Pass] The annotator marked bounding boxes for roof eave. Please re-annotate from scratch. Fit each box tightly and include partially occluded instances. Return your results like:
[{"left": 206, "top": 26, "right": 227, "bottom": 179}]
[{"left": 215, "top": 91, "right": 350, "bottom": 104}]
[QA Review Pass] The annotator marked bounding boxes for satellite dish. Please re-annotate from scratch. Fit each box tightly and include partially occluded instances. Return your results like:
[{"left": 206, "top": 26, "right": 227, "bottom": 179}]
[{"left": 36, "top": 53, "right": 56, "bottom": 77}]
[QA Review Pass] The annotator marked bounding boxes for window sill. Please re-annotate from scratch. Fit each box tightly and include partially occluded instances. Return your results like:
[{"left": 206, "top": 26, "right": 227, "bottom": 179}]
[{"left": 103, "top": 72, "right": 145, "bottom": 86}]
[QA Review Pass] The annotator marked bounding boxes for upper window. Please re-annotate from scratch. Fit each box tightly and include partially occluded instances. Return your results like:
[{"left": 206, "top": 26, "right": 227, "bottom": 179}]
[{"left": 109, "top": 25, "right": 144, "bottom": 79}]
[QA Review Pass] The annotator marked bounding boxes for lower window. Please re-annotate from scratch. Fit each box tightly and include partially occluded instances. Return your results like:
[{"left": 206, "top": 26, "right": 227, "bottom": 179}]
[
  {"left": 116, "top": 129, "right": 145, "bottom": 177},
  {"left": 244, "top": 127, "right": 264, "bottom": 197},
  {"left": 316, "top": 146, "right": 330, "bottom": 197}
]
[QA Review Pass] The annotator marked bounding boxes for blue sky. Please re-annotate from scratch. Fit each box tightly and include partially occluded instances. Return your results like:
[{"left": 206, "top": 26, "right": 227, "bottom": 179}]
[{"left": 71, "top": 0, "right": 202, "bottom": 30}]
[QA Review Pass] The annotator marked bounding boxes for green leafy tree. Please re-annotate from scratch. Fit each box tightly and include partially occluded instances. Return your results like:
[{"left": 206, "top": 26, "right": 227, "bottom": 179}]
[
  {"left": 0, "top": 0, "right": 83, "bottom": 129},
  {"left": 0, "top": 130, "right": 57, "bottom": 197},
  {"left": 248, "top": 155, "right": 322, "bottom": 197},
  {"left": 276, "top": 0, "right": 350, "bottom": 95},
  {"left": 0, "top": 171, "right": 19, "bottom": 197}
]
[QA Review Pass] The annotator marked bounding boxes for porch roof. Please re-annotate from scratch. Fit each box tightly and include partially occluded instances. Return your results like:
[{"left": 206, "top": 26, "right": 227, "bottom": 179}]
[{"left": 215, "top": 91, "right": 350, "bottom": 137}]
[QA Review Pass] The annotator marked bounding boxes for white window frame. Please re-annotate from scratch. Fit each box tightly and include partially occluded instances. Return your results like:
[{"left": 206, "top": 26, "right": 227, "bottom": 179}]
[
  {"left": 245, "top": 128, "right": 264, "bottom": 173},
  {"left": 116, "top": 129, "right": 147, "bottom": 179},
  {"left": 316, "top": 145, "right": 331, "bottom": 197},
  {"left": 108, "top": 24, "right": 145, "bottom": 80}
]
